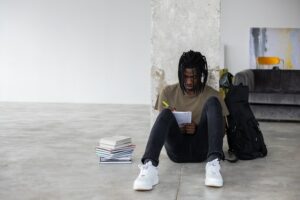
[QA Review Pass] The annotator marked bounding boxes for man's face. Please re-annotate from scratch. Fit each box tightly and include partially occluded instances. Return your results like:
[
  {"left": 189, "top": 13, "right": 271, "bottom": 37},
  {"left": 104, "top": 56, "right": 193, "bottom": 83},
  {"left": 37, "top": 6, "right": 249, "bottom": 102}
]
[{"left": 183, "top": 68, "right": 198, "bottom": 92}]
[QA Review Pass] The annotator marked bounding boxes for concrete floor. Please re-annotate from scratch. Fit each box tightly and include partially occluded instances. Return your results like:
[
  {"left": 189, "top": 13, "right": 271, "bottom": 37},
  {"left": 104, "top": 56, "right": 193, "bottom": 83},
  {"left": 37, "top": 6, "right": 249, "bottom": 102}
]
[{"left": 0, "top": 102, "right": 300, "bottom": 200}]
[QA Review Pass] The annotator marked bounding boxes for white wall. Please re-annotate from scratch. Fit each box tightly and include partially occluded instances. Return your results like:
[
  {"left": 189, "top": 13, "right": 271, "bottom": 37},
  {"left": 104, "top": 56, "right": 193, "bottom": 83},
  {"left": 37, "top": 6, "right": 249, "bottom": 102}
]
[
  {"left": 221, "top": 0, "right": 300, "bottom": 74},
  {"left": 2, "top": 0, "right": 298, "bottom": 104},
  {"left": 0, "top": 0, "right": 150, "bottom": 104}
]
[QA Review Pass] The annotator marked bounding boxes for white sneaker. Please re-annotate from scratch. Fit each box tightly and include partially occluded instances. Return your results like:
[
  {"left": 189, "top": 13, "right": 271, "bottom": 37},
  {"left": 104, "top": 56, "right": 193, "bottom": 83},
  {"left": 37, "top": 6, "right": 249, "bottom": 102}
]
[
  {"left": 133, "top": 161, "right": 159, "bottom": 190},
  {"left": 205, "top": 158, "right": 223, "bottom": 187}
]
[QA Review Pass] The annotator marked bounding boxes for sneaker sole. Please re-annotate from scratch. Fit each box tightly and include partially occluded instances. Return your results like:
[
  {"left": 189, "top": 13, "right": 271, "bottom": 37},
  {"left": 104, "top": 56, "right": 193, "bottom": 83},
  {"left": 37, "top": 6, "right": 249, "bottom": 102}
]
[
  {"left": 133, "top": 185, "right": 153, "bottom": 191},
  {"left": 133, "top": 179, "right": 159, "bottom": 191},
  {"left": 205, "top": 179, "right": 223, "bottom": 187}
]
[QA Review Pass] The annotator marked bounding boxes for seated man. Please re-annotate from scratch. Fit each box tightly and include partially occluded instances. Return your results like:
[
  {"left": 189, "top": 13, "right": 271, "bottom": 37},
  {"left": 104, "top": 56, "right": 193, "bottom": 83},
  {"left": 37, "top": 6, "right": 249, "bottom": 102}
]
[{"left": 133, "top": 50, "right": 229, "bottom": 190}]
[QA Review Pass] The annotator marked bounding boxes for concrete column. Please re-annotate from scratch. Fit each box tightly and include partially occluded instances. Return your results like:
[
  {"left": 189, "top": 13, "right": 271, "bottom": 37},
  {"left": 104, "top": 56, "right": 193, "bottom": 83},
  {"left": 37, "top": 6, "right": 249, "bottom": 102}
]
[{"left": 151, "top": 0, "right": 221, "bottom": 120}]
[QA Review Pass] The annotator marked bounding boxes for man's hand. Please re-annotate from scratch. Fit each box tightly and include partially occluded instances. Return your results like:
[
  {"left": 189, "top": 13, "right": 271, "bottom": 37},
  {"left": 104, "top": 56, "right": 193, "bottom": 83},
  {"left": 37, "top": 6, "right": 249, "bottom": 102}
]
[
  {"left": 179, "top": 125, "right": 186, "bottom": 134},
  {"left": 183, "top": 121, "right": 197, "bottom": 135}
]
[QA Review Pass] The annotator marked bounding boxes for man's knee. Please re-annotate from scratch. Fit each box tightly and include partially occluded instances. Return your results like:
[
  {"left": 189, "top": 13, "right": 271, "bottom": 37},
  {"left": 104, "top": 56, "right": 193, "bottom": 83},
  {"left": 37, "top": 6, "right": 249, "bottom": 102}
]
[
  {"left": 160, "top": 108, "right": 172, "bottom": 115},
  {"left": 156, "top": 108, "right": 174, "bottom": 121},
  {"left": 206, "top": 96, "right": 221, "bottom": 108}
]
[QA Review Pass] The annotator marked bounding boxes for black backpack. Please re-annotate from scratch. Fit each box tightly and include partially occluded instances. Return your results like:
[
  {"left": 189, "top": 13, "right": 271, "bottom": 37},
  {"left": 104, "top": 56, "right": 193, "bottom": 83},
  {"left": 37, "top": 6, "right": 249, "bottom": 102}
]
[{"left": 224, "top": 84, "right": 268, "bottom": 161}]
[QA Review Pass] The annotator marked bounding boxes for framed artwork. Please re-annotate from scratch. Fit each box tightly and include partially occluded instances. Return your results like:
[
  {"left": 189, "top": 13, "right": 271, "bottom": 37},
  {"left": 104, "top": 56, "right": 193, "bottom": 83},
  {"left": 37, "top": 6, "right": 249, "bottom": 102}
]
[{"left": 250, "top": 27, "right": 300, "bottom": 69}]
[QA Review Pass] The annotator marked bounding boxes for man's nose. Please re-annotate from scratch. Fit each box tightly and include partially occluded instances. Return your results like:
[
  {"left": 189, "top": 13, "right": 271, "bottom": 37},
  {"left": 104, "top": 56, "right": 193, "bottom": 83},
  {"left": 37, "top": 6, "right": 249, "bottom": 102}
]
[{"left": 186, "top": 78, "right": 193, "bottom": 84}]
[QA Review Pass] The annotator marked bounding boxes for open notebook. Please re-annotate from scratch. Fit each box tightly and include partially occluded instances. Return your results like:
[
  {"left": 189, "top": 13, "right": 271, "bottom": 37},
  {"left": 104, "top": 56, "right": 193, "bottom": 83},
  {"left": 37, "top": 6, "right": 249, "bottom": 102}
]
[{"left": 172, "top": 111, "right": 192, "bottom": 126}]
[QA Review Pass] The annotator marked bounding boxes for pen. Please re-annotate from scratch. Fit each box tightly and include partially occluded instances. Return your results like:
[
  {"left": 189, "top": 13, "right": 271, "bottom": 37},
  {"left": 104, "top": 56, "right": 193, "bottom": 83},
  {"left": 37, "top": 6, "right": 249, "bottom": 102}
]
[
  {"left": 162, "top": 100, "right": 176, "bottom": 111},
  {"left": 162, "top": 101, "right": 169, "bottom": 108}
]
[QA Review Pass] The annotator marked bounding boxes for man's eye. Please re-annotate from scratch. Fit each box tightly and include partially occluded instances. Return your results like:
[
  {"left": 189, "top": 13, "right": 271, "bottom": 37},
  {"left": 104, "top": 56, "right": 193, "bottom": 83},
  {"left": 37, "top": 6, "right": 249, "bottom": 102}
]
[{"left": 184, "top": 75, "right": 197, "bottom": 79}]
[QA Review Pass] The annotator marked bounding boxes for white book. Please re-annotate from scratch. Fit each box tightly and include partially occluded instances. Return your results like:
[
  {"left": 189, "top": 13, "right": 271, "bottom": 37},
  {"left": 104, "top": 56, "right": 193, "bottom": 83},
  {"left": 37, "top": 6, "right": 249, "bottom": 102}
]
[
  {"left": 99, "top": 157, "right": 132, "bottom": 164},
  {"left": 96, "top": 150, "right": 134, "bottom": 156},
  {"left": 99, "top": 161, "right": 132, "bottom": 164},
  {"left": 100, "top": 156, "right": 132, "bottom": 161},
  {"left": 96, "top": 144, "right": 136, "bottom": 153},
  {"left": 97, "top": 153, "right": 133, "bottom": 159},
  {"left": 99, "top": 136, "right": 131, "bottom": 146},
  {"left": 98, "top": 142, "right": 132, "bottom": 150}
]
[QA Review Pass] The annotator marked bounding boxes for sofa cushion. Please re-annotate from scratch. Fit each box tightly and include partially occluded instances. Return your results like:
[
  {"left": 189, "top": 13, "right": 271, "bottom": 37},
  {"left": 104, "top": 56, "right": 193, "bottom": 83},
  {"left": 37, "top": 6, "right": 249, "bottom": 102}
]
[
  {"left": 281, "top": 70, "right": 300, "bottom": 94},
  {"left": 249, "top": 92, "right": 300, "bottom": 105},
  {"left": 250, "top": 104, "right": 300, "bottom": 121},
  {"left": 234, "top": 70, "right": 255, "bottom": 91},
  {"left": 253, "top": 70, "right": 281, "bottom": 93}
]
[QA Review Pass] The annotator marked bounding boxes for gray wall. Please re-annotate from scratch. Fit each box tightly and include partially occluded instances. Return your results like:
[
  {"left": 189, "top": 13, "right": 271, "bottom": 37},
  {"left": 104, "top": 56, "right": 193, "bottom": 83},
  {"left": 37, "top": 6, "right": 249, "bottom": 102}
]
[
  {"left": 221, "top": 0, "right": 300, "bottom": 74},
  {"left": 0, "top": 0, "right": 150, "bottom": 104}
]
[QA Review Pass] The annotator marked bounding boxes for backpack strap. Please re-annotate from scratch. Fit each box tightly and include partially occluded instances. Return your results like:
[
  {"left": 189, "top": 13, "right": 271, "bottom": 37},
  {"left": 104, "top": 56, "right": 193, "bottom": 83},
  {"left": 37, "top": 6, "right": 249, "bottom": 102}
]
[{"left": 224, "top": 121, "right": 239, "bottom": 163}]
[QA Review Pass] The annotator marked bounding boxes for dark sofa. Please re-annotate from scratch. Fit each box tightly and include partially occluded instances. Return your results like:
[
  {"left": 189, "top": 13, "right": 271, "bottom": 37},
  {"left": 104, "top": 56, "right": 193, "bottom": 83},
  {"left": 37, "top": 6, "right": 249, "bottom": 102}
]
[{"left": 234, "top": 69, "right": 300, "bottom": 121}]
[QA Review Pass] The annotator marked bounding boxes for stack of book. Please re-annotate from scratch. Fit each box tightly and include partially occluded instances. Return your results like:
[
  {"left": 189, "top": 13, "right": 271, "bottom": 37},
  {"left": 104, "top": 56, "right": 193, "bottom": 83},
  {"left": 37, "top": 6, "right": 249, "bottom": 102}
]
[{"left": 96, "top": 135, "right": 135, "bottom": 164}]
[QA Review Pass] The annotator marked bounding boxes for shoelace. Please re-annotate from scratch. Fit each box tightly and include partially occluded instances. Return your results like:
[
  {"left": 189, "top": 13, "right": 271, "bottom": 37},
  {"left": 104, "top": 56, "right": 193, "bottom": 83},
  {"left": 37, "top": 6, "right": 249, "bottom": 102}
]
[
  {"left": 138, "top": 163, "right": 151, "bottom": 176},
  {"left": 208, "top": 160, "right": 221, "bottom": 174}
]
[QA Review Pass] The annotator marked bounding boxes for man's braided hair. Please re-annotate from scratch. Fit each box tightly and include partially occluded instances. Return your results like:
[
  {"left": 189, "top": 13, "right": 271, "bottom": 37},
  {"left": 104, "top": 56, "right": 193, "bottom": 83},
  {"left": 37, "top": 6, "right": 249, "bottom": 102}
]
[{"left": 178, "top": 50, "right": 208, "bottom": 94}]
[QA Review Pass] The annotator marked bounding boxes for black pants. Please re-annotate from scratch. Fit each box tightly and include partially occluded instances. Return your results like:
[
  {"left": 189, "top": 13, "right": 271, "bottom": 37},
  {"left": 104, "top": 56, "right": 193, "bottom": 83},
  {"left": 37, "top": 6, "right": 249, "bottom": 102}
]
[{"left": 141, "top": 97, "right": 224, "bottom": 165}]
